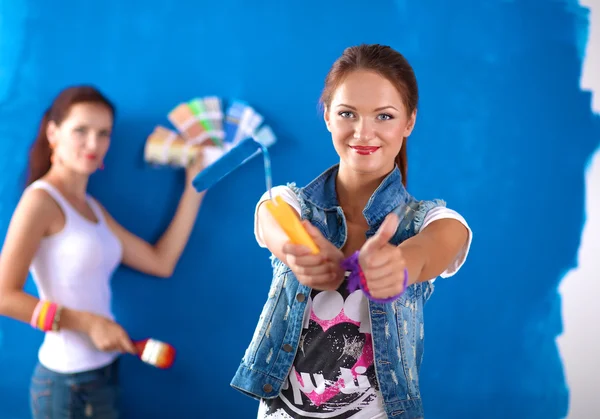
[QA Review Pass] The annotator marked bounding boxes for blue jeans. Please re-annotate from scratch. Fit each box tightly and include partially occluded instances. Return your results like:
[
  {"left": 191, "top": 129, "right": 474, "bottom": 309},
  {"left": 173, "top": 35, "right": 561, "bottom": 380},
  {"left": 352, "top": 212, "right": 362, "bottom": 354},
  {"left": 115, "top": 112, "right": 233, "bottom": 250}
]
[{"left": 29, "top": 359, "right": 120, "bottom": 419}]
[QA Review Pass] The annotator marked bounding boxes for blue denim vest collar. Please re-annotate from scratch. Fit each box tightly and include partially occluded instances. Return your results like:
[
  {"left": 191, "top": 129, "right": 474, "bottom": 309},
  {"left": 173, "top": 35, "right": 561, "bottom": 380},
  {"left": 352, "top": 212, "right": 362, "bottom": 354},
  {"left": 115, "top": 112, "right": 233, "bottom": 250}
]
[{"left": 301, "top": 164, "right": 409, "bottom": 229}]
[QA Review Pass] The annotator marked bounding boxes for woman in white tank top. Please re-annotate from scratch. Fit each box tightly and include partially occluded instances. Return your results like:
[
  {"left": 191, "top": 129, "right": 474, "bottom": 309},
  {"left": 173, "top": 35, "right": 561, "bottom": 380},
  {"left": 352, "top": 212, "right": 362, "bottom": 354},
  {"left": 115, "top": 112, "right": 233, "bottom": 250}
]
[{"left": 0, "top": 86, "right": 206, "bottom": 418}]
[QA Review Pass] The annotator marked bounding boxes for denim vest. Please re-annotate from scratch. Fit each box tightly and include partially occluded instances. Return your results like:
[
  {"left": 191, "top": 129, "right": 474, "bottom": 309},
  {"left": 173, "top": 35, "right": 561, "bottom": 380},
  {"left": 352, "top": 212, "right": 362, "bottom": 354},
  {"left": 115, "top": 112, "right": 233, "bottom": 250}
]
[{"left": 231, "top": 165, "right": 445, "bottom": 418}]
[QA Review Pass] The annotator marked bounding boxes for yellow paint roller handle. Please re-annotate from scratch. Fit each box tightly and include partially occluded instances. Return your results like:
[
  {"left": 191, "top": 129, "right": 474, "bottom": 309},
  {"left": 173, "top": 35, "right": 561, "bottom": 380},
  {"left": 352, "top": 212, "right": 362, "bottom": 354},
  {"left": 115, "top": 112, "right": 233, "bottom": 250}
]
[{"left": 265, "top": 195, "right": 320, "bottom": 254}]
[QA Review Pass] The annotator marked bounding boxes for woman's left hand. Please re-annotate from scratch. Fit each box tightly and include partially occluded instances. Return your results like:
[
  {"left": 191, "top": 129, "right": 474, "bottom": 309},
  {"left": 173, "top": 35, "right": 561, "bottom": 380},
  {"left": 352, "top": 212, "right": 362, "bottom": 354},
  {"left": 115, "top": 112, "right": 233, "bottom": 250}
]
[
  {"left": 358, "top": 213, "right": 408, "bottom": 300},
  {"left": 184, "top": 149, "right": 207, "bottom": 190}
]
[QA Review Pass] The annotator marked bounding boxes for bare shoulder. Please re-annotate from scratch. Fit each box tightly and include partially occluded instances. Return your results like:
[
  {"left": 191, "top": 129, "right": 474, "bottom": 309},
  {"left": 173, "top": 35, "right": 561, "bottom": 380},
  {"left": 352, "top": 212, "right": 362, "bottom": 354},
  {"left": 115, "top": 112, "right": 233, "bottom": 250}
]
[
  {"left": 20, "top": 187, "right": 61, "bottom": 213},
  {"left": 0, "top": 186, "right": 64, "bottom": 277},
  {"left": 14, "top": 187, "right": 63, "bottom": 231}
]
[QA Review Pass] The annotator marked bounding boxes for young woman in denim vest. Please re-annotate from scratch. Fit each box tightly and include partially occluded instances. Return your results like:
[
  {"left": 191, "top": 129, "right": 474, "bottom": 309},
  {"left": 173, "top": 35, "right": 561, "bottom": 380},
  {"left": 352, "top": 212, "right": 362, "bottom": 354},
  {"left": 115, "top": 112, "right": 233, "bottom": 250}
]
[
  {"left": 0, "top": 86, "right": 205, "bottom": 418},
  {"left": 231, "top": 44, "right": 473, "bottom": 419}
]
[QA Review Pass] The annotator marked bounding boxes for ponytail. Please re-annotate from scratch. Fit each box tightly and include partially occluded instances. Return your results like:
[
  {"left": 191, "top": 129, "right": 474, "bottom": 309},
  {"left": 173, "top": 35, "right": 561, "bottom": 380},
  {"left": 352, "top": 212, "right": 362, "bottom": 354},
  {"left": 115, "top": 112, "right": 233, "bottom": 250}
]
[
  {"left": 395, "top": 138, "right": 408, "bottom": 188},
  {"left": 26, "top": 108, "right": 52, "bottom": 186}
]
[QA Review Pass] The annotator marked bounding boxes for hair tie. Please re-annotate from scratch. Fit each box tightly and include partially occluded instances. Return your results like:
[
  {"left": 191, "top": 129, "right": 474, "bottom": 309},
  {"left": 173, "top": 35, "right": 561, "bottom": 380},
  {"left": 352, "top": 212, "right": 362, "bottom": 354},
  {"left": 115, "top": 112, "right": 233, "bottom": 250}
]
[{"left": 341, "top": 251, "right": 408, "bottom": 303}]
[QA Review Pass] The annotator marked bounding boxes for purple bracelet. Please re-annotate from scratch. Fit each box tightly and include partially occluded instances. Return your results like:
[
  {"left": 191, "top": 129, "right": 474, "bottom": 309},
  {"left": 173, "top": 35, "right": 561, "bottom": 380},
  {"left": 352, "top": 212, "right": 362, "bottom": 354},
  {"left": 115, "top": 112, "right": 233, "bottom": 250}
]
[{"left": 340, "top": 251, "right": 408, "bottom": 304}]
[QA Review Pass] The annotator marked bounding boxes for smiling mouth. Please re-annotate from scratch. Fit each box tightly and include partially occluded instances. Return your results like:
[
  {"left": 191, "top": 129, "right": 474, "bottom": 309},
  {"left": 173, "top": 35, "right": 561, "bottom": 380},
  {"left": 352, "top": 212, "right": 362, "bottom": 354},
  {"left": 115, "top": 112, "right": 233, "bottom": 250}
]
[{"left": 350, "top": 146, "right": 380, "bottom": 155}]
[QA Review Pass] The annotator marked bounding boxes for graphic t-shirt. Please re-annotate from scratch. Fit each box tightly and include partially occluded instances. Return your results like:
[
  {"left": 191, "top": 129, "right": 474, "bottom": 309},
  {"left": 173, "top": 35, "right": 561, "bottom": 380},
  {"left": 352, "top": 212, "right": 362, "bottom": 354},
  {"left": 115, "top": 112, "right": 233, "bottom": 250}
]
[{"left": 258, "top": 282, "right": 387, "bottom": 418}]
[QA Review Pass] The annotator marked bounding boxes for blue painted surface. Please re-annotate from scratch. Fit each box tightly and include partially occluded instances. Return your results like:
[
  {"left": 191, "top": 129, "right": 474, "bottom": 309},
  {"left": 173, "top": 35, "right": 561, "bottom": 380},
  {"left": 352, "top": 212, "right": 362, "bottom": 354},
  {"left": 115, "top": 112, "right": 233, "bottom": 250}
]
[{"left": 0, "top": 0, "right": 598, "bottom": 418}]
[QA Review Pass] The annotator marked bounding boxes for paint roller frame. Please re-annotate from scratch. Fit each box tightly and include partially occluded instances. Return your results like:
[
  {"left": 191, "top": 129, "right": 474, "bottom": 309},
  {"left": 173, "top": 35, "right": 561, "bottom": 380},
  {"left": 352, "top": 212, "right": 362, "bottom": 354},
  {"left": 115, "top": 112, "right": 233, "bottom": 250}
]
[{"left": 191, "top": 137, "right": 264, "bottom": 192}]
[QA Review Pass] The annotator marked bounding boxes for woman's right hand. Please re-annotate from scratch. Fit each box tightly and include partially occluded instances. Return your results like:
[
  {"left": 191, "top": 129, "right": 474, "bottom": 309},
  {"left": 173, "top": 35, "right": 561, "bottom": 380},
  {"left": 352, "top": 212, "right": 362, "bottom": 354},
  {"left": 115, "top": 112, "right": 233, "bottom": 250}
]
[
  {"left": 87, "top": 315, "right": 137, "bottom": 354},
  {"left": 282, "top": 220, "right": 345, "bottom": 291}
]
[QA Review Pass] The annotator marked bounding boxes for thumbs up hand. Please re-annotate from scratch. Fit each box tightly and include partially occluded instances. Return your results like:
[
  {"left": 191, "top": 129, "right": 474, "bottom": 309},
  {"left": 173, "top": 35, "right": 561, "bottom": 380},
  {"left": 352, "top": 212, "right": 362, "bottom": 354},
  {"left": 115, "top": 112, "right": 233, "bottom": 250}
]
[
  {"left": 282, "top": 220, "right": 345, "bottom": 291},
  {"left": 358, "top": 212, "right": 409, "bottom": 300}
]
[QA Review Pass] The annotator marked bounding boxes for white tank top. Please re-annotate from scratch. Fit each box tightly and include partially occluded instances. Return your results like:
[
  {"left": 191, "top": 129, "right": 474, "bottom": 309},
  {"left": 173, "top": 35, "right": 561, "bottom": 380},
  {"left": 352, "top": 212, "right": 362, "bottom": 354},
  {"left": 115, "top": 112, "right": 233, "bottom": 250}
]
[{"left": 28, "top": 180, "right": 123, "bottom": 373}]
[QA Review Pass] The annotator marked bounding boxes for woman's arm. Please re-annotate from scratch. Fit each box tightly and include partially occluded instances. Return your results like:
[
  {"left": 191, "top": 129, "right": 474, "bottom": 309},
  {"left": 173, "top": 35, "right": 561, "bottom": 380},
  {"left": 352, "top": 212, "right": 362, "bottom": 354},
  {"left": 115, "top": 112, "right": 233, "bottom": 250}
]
[
  {"left": 102, "top": 162, "right": 206, "bottom": 278},
  {"left": 0, "top": 189, "right": 96, "bottom": 333},
  {"left": 101, "top": 186, "right": 204, "bottom": 278},
  {"left": 400, "top": 218, "right": 470, "bottom": 284},
  {"left": 359, "top": 214, "right": 470, "bottom": 299}
]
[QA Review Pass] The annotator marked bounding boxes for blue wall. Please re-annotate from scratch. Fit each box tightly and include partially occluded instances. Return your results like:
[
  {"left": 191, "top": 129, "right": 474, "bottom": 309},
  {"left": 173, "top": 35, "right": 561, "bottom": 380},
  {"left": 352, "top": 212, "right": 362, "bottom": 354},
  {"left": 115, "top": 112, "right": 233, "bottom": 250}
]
[{"left": 0, "top": 1, "right": 598, "bottom": 418}]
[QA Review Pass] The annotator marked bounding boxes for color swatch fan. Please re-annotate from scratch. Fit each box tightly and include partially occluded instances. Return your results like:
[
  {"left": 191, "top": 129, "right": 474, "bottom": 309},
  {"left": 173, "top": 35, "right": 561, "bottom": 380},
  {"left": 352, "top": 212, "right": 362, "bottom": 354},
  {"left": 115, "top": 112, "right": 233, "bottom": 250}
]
[{"left": 144, "top": 97, "right": 276, "bottom": 183}]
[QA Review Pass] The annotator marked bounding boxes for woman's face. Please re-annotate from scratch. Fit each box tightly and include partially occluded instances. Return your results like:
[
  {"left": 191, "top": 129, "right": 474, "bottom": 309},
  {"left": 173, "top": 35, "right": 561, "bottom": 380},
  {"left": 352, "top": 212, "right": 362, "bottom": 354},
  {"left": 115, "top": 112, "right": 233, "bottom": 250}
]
[
  {"left": 47, "top": 102, "right": 113, "bottom": 175},
  {"left": 325, "top": 70, "right": 416, "bottom": 177}
]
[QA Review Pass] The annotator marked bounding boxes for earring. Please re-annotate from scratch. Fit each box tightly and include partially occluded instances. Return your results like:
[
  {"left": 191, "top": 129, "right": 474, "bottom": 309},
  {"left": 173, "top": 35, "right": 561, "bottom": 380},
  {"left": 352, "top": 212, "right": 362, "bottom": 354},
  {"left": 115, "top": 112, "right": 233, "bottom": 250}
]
[{"left": 99, "top": 162, "right": 105, "bottom": 170}]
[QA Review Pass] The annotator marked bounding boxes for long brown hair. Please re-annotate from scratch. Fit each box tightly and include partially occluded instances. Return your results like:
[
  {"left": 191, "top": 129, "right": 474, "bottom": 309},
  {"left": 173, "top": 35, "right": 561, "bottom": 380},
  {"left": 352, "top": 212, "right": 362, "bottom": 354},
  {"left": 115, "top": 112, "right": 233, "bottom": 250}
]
[
  {"left": 319, "top": 44, "right": 419, "bottom": 187},
  {"left": 26, "top": 85, "right": 115, "bottom": 186}
]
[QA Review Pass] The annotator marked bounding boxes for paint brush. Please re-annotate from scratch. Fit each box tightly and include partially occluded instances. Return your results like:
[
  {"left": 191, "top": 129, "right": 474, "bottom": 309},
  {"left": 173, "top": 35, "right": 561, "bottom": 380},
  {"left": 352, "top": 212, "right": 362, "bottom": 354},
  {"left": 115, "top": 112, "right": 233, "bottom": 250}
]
[{"left": 134, "top": 338, "right": 176, "bottom": 369}]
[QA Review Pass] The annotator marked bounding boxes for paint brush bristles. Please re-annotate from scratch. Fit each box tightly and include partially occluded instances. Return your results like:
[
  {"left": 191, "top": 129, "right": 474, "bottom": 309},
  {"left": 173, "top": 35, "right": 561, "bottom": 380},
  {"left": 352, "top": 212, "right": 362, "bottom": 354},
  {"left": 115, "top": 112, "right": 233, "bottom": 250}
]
[{"left": 134, "top": 338, "right": 176, "bottom": 369}]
